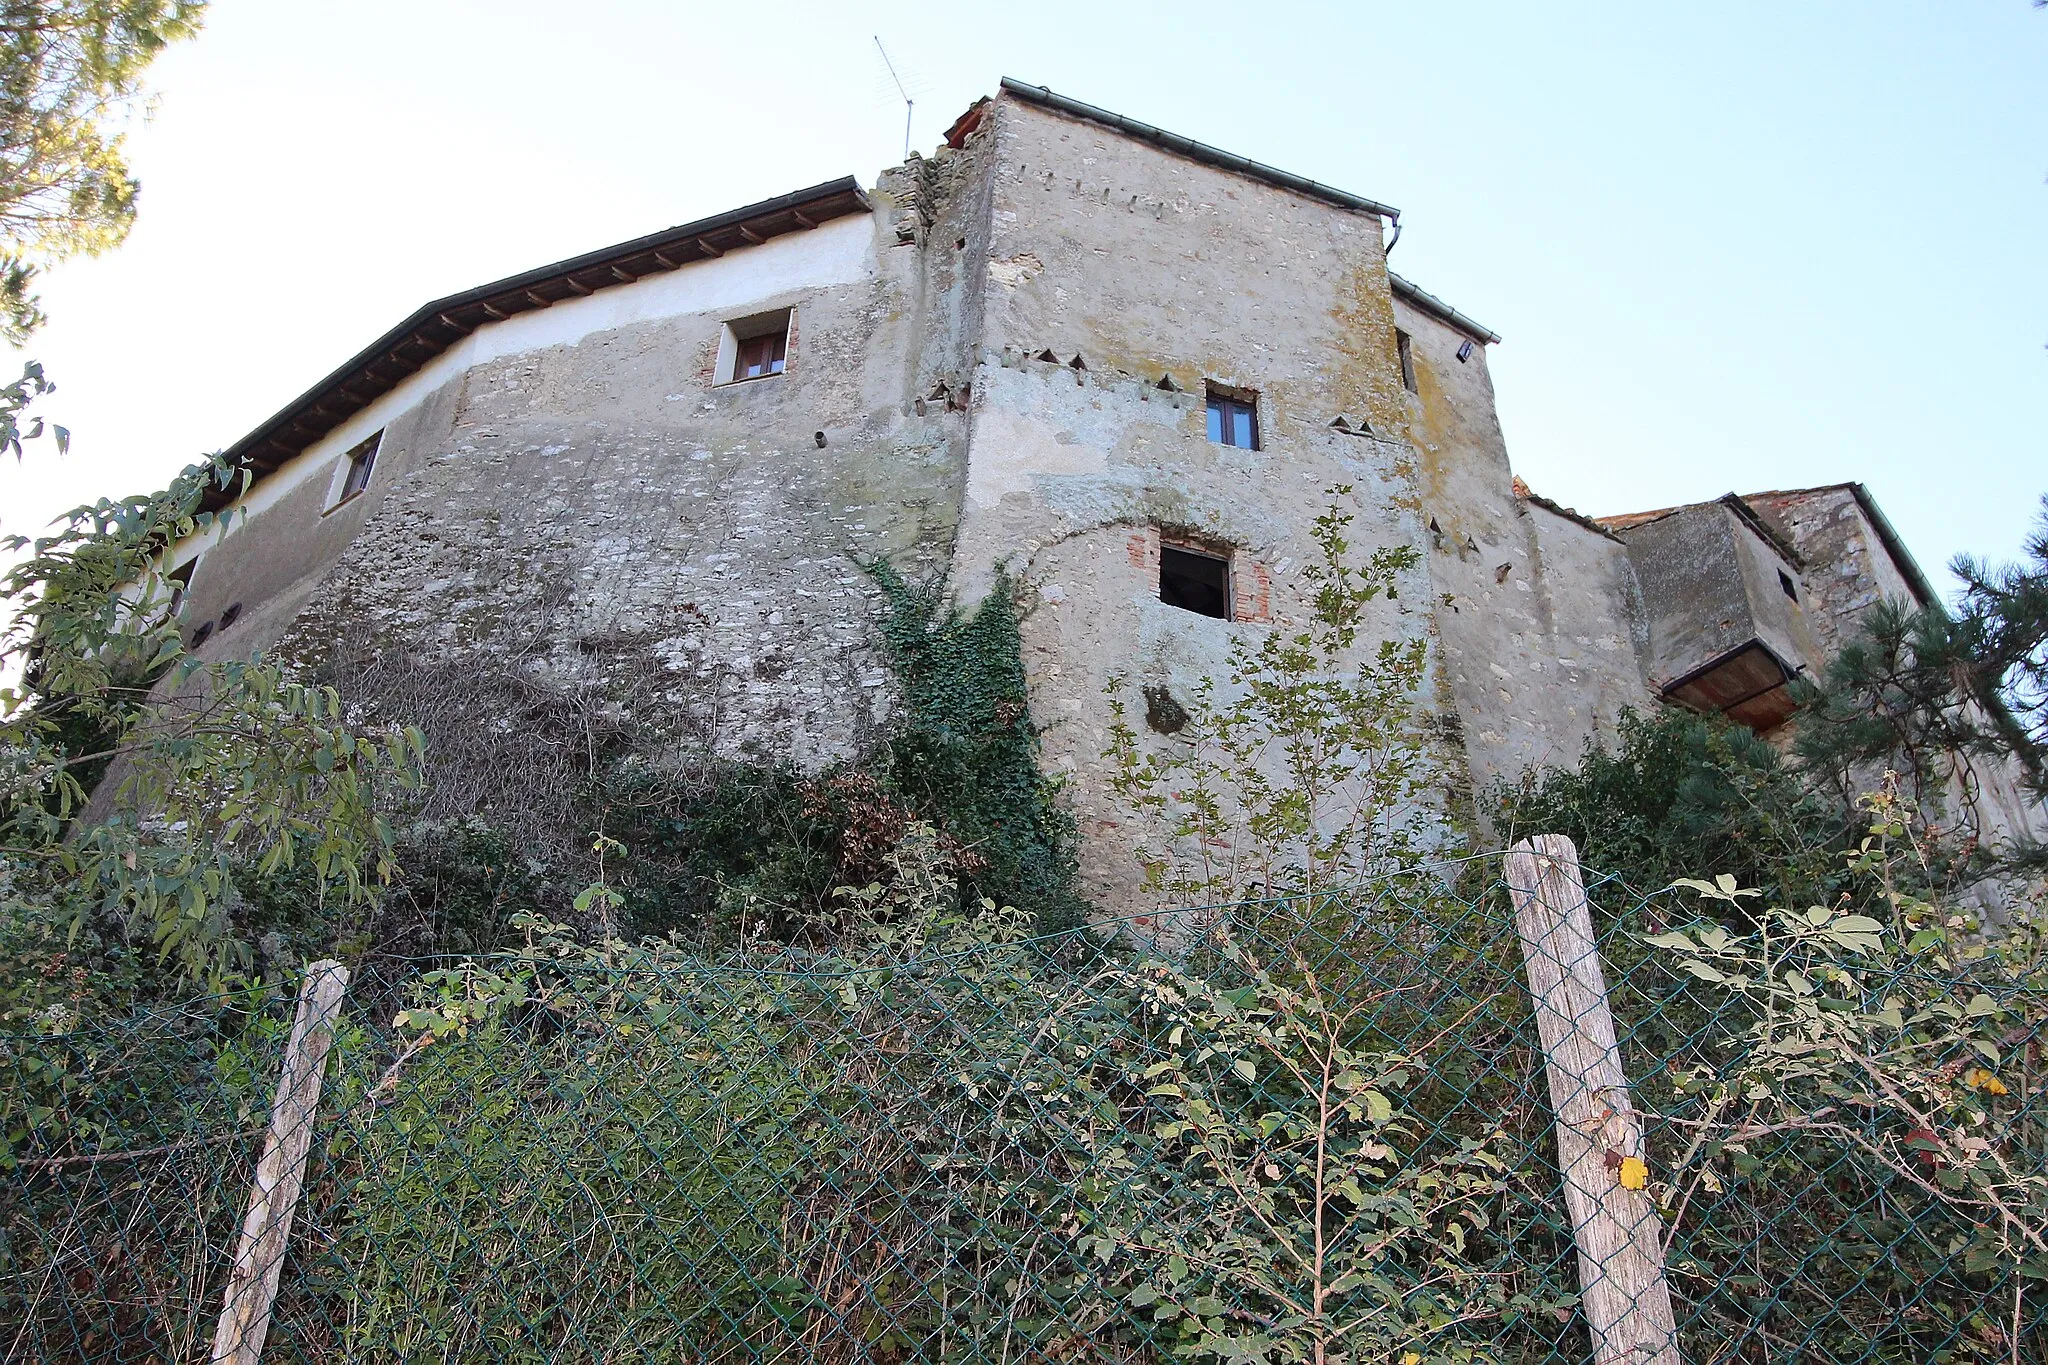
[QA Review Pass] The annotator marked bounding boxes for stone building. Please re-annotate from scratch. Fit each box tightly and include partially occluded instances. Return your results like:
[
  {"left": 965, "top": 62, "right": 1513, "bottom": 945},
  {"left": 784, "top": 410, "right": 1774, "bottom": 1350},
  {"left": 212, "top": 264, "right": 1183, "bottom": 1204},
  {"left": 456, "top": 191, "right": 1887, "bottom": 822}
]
[{"left": 161, "top": 80, "right": 2041, "bottom": 906}]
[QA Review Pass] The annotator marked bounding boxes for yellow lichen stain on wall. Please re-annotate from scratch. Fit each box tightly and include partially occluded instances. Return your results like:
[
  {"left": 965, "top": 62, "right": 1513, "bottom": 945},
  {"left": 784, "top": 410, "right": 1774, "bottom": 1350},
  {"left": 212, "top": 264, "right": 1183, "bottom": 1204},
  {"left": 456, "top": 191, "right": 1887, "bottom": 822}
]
[
  {"left": 1407, "top": 332, "right": 1473, "bottom": 538},
  {"left": 1326, "top": 256, "right": 1408, "bottom": 443}
]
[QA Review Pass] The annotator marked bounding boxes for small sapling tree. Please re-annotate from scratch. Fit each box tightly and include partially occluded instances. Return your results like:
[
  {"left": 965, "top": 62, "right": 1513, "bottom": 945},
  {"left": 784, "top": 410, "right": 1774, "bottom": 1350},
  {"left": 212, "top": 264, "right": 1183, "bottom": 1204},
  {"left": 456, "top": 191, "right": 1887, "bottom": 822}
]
[{"left": 1105, "top": 489, "right": 1437, "bottom": 911}]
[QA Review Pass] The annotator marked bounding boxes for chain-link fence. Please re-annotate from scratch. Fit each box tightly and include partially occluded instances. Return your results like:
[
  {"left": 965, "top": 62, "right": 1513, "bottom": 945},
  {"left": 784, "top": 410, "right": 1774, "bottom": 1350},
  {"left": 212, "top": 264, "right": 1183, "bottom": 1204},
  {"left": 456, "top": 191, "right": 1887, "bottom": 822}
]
[{"left": 5, "top": 846, "right": 2043, "bottom": 1363}]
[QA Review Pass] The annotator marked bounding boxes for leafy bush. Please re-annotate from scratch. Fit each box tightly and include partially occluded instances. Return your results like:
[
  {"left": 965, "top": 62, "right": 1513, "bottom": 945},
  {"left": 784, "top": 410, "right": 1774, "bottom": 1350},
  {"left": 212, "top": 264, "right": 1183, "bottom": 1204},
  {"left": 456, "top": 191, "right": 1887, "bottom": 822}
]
[
  {"left": 1492, "top": 706, "right": 1860, "bottom": 909},
  {"left": 1634, "top": 810, "right": 2048, "bottom": 1361},
  {"left": 282, "top": 825, "right": 1534, "bottom": 1365}
]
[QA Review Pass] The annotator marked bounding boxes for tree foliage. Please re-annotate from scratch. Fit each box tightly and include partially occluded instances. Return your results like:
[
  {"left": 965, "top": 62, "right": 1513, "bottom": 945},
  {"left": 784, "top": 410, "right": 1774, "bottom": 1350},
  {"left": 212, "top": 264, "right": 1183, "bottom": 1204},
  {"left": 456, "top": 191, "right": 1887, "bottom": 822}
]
[
  {"left": 1, "top": 377, "right": 420, "bottom": 994},
  {"left": 1495, "top": 706, "right": 1853, "bottom": 907},
  {"left": 1952, "top": 495, "right": 2048, "bottom": 797},
  {"left": 1792, "top": 496, "right": 2048, "bottom": 855},
  {"left": 0, "top": 0, "right": 204, "bottom": 341}
]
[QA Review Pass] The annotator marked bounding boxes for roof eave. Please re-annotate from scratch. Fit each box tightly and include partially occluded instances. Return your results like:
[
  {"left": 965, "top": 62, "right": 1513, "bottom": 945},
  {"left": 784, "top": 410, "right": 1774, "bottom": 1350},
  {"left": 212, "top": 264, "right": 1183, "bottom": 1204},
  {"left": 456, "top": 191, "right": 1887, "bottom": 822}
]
[
  {"left": 1389, "top": 272, "right": 1501, "bottom": 346},
  {"left": 209, "top": 176, "right": 871, "bottom": 511}
]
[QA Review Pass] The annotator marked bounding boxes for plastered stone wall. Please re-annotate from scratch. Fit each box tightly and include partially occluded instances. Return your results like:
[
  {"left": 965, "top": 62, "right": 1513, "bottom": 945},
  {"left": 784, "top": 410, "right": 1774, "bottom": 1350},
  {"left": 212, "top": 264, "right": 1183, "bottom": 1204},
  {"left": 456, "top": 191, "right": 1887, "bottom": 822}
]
[
  {"left": 1509, "top": 501, "right": 1652, "bottom": 768},
  {"left": 1619, "top": 503, "right": 1810, "bottom": 688},
  {"left": 1745, "top": 488, "right": 1921, "bottom": 662},
  {"left": 954, "top": 97, "right": 1458, "bottom": 908},
  {"left": 184, "top": 209, "right": 982, "bottom": 857},
  {"left": 1398, "top": 299, "right": 1651, "bottom": 806}
]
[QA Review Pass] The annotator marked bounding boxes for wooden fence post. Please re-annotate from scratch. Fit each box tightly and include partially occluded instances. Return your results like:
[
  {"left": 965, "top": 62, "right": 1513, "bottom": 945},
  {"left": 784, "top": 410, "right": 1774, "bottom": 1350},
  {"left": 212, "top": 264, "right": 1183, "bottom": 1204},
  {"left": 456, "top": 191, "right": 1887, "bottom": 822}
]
[
  {"left": 210, "top": 959, "right": 349, "bottom": 1365},
  {"left": 1505, "top": 836, "right": 1681, "bottom": 1365}
]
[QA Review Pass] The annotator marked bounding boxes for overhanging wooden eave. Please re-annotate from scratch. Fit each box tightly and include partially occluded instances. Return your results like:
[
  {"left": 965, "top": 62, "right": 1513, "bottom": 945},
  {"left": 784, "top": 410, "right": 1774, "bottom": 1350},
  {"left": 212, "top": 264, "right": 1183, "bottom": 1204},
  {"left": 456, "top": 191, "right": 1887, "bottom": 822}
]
[{"left": 206, "top": 176, "right": 871, "bottom": 512}]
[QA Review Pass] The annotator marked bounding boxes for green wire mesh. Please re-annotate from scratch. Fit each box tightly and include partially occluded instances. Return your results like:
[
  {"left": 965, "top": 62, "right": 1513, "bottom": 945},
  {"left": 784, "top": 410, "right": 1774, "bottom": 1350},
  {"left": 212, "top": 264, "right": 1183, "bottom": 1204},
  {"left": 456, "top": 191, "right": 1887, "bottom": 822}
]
[{"left": 4, "top": 855, "right": 2041, "bottom": 1363}]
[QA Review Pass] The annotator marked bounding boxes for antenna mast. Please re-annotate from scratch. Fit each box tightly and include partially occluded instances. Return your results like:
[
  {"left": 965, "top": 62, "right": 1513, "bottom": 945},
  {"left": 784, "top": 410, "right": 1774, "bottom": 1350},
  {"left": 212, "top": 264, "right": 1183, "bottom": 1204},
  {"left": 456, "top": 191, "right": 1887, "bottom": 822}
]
[{"left": 874, "top": 36, "right": 913, "bottom": 161}]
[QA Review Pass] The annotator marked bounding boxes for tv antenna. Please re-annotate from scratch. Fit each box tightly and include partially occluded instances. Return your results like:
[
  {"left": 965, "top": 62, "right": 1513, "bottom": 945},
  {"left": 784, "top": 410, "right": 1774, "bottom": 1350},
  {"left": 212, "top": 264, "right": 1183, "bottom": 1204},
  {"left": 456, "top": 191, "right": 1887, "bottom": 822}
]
[{"left": 874, "top": 36, "right": 913, "bottom": 161}]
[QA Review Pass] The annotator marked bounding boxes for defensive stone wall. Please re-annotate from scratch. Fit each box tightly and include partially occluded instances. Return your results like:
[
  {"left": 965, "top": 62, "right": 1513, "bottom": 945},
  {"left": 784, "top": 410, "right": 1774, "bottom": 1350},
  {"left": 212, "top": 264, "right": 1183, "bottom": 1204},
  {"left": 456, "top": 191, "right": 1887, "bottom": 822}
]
[{"left": 150, "top": 81, "right": 2037, "bottom": 909}]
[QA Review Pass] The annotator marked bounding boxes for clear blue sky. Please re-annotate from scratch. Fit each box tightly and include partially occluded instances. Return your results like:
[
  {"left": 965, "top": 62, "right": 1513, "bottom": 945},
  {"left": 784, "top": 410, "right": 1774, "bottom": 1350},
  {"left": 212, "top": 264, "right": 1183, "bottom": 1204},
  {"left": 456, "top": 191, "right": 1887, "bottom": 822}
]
[{"left": 6, "top": 0, "right": 2044, "bottom": 592}]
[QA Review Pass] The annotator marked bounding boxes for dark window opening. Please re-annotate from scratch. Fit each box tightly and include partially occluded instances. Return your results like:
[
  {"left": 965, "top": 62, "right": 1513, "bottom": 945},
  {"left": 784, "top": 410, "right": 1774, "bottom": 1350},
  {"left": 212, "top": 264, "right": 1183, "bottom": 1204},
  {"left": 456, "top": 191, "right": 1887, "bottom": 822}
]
[
  {"left": 164, "top": 559, "right": 195, "bottom": 615},
  {"left": 1205, "top": 390, "right": 1259, "bottom": 450},
  {"left": 1160, "top": 543, "right": 1232, "bottom": 620},
  {"left": 1396, "top": 330, "right": 1418, "bottom": 393},
  {"left": 735, "top": 327, "right": 787, "bottom": 380},
  {"left": 339, "top": 432, "right": 381, "bottom": 502},
  {"left": 1778, "top": 569, "right": 1798, "bottom": 602}
]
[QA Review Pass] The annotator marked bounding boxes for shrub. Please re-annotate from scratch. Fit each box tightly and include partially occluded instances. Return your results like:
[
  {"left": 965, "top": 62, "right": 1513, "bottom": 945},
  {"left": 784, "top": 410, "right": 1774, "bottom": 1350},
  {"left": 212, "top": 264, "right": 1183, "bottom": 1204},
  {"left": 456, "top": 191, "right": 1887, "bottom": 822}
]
[{"left": 1492, "top": 706, "right": 1859, "bottom": 909}]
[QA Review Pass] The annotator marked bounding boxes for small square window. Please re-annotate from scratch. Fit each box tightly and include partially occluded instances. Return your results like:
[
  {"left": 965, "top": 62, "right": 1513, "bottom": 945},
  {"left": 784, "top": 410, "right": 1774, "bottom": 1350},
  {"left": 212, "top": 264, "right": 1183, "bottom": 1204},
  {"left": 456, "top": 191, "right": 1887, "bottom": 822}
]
[
  {"left": 1160, "top": 543, "right": 1232, "bottom": 620},
  {"left": 1396, "top": 330, "right": 1418, "bottom": 394},
  {"left": 736, "top": 329, "right": 786, "bottom": 380},
  {"left": 1205, "top": 389, "right": 1259, "bottom": 450},
  {"left": 718, "top": 310, "right": 793, "bottom": 384},
  {"left": 337, "top": 432, "right": 381, "bottom": 502}
]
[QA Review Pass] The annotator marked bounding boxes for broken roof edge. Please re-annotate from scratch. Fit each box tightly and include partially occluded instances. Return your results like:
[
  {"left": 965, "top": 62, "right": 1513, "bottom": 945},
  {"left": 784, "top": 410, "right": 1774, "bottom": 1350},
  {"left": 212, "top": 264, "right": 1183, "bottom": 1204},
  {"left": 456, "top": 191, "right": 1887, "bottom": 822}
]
[
  {"left": 207, "top": 175, "right": 871, "bottom": 511},
  {"left": 997, "top": 78, "right": 1401, "bottom": 223},
  {"left": 1389, "top": 273, "right": 1502, "bottom": 346},
  {"left": 1511, "top": 476, "right": 1622, "bottom": 542},
  {"left": 1716, "top": 493, "right": 1806, "bottom": 571}
]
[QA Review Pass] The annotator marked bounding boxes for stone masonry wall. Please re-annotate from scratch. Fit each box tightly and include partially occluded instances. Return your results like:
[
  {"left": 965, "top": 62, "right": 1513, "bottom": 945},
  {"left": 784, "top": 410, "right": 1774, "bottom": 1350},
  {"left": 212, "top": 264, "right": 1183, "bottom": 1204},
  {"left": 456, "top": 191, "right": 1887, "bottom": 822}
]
[
  {"left": 954, "top": 96, "right": 1460, "bottom": 909},
  {"left": 247, "top": 212, "right": 975, "bottom": 858},
  {"left": 168, "top": 85, "right": 2020, "bottom": 915},
  {"left": 1400, "top": 295, "right": 1652, "bottom": 806}
]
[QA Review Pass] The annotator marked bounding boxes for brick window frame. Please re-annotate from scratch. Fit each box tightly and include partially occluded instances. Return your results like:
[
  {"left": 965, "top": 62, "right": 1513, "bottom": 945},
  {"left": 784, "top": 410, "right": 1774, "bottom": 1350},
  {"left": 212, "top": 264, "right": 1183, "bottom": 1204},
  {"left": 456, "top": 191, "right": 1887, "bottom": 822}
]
[{"left": 1125, "top": 526, "right": 1273, "bottom": 624}]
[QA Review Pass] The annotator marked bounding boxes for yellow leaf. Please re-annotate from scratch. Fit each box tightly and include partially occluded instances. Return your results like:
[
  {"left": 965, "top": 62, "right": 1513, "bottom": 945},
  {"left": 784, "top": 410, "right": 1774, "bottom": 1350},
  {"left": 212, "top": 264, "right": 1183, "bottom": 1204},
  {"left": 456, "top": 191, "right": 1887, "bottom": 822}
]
[
  {"left": 1618, "top": 1156, "right": 1649, "bottom": 1191},
  {"left": 1965, "top": 1068, "right": 2008, "bottom": 1096},
  {"left": 1402, "top": 1354, "right": 1422, "bottom": 1365}
]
